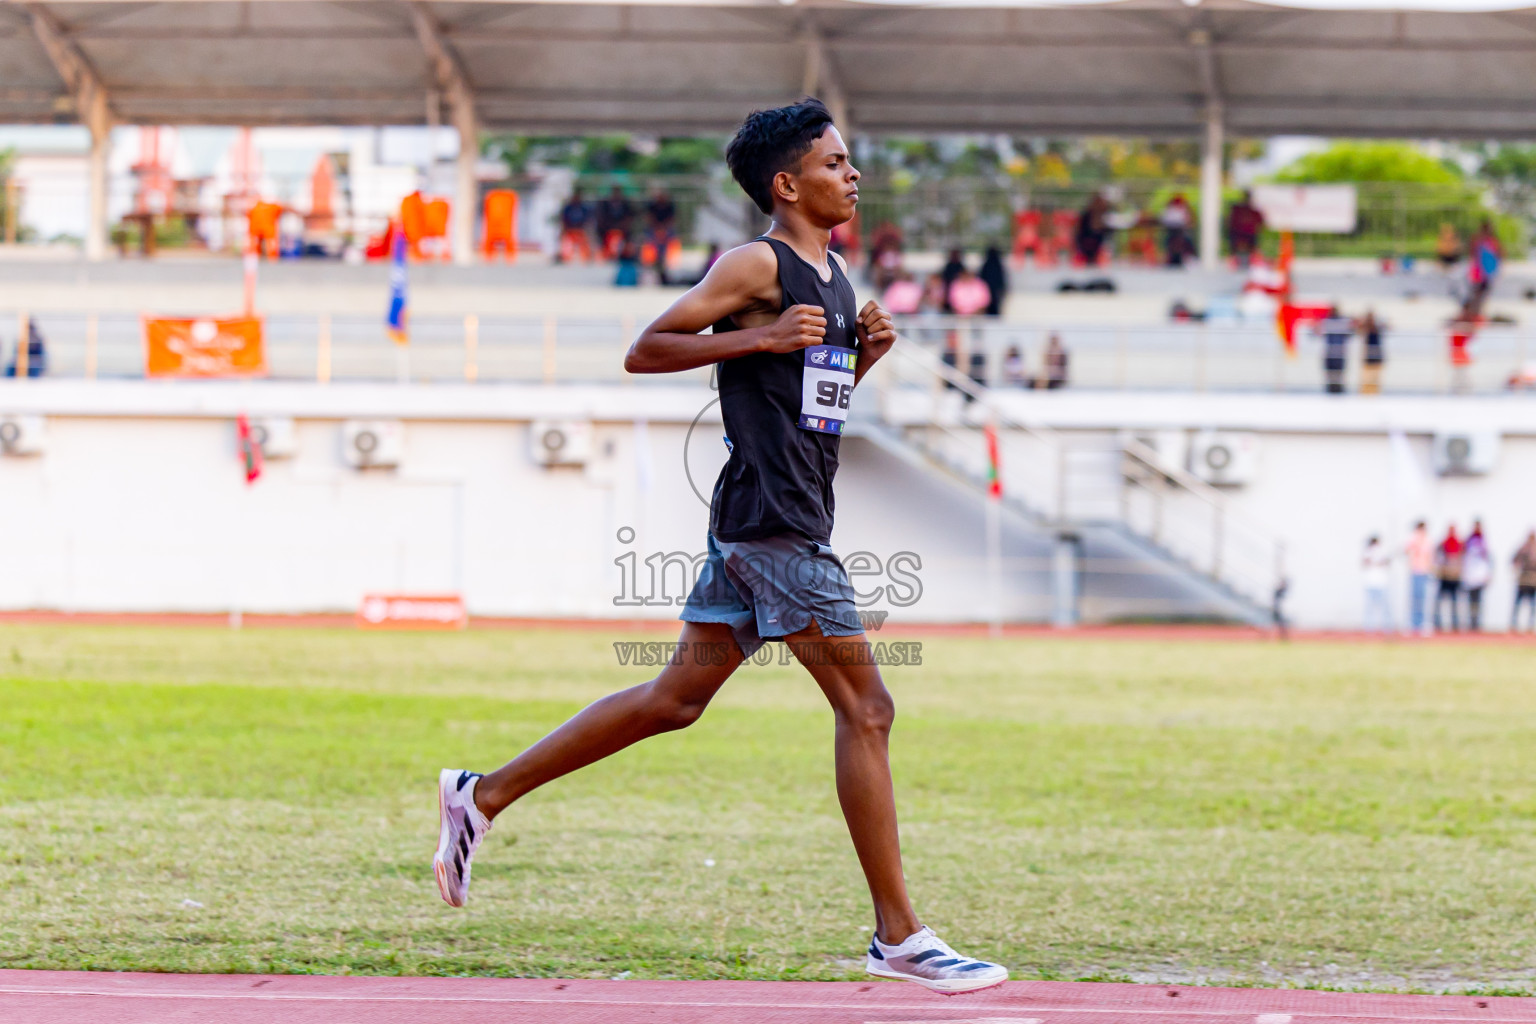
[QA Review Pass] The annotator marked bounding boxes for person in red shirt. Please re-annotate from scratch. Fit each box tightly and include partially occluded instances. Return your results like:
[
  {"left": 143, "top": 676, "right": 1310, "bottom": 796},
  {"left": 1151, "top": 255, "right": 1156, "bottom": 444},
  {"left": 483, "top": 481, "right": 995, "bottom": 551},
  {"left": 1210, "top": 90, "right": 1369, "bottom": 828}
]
[
  {"left": 1433, "top": 525, "right": 1464, "bottom": 633},
  {"left": 1227, "top": 191, "right": 1265, "bottom": 268}
]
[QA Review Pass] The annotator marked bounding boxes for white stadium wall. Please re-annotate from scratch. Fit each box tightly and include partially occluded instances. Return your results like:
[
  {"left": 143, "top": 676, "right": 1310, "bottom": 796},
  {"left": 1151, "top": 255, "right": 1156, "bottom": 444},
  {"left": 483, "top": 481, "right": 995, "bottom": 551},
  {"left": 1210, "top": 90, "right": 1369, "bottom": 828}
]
[{"left": 2, "top": 380, "right": 1534, "bottom": 630}]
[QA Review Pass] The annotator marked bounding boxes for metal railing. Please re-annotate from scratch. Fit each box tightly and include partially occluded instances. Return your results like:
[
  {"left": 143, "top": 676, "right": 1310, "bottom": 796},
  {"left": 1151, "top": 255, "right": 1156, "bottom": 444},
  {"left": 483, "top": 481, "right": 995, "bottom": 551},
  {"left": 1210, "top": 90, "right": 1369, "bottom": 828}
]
[
  {"left": 3, "top": 308, "right": 1532, "bottom": 396},
  {"left": 889, "top": 315, "right": 1536, "bottom": 396},
  {"left": 866, "top": 340, "right": 1285, "bottom": 610}
]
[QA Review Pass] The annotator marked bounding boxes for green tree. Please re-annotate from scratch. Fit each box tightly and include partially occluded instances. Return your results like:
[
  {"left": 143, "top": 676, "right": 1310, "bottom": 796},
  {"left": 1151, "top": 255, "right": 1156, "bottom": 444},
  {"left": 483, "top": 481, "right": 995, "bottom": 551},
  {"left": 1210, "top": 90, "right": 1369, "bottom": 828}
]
[
  {"left": 482, "top": 135, "right": 723, "bottom": 178},
  {"left": 1272, "top": 141, "right": 1462, "bottom": 185},
  {"left": 1270, "top": 141, "right": 1522, "bottom": 257}
]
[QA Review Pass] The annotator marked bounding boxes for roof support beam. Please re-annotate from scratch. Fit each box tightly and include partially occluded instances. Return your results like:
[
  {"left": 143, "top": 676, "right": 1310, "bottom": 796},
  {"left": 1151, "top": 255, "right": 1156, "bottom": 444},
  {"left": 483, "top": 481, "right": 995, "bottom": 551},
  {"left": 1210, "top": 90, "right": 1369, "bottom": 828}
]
[
  {"left": 1189, "top": 25, "right": 1225, "bottom": 271},
  {"left": 406, "top": 1, "right": 478, "bottom": 266},
  {"left": 801, "top": 15, "right": 851, "bottom": 133},
  {"left": 26, "top": 4, "right": 112, "bottom": 261}
]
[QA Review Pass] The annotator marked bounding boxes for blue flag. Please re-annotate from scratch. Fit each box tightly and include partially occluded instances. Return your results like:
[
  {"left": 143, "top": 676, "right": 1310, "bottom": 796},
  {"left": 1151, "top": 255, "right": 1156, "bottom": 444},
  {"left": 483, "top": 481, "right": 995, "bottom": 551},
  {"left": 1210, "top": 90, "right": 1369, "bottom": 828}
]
[{"left": 386, "top": 230, "right": 408, "bottom": 345}]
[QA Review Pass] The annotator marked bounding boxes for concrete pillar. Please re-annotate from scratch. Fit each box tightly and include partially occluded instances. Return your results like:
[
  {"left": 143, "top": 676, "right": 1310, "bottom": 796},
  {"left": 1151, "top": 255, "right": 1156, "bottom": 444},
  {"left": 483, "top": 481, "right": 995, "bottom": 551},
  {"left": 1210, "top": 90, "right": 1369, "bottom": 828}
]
[
  {"left": 85, "top": 97, "right": 111, "bottom": 262},
  {"left": 1051, "top": 532, "right": 1081, "bottom": 629},
  {"left": 1198, "top": 102, "right": 1224, "bottom": 271},
  {"left": 451, "top": 101, "right": 478, "bottom": 267}
]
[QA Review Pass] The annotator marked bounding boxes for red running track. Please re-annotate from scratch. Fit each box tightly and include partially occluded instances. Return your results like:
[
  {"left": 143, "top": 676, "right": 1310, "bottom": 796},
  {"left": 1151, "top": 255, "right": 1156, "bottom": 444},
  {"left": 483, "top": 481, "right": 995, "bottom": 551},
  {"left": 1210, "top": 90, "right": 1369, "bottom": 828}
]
[{"left": 3, "top": 972, "right": 1534, "bottom": 1024}]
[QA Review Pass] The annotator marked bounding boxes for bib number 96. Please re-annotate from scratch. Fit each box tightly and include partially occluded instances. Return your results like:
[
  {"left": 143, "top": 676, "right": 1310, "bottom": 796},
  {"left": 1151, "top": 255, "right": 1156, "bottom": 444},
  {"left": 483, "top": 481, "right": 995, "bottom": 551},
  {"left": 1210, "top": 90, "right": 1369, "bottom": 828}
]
[{"left": 799, "top": 344, "right": 857, "bottom": 435}]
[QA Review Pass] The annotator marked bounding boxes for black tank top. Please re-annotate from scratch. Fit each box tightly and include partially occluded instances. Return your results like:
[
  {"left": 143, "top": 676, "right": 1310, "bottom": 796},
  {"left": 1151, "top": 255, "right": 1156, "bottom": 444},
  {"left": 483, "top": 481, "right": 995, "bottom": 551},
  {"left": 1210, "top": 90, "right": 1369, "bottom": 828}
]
[{"left": 709, "top": 236, "right": 859, "bottom": 544}]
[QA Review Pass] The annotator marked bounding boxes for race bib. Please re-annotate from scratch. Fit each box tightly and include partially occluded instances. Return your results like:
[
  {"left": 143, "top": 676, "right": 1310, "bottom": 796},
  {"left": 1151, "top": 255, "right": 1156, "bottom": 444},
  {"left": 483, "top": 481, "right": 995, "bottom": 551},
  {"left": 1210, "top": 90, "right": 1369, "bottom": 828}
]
[{"left": 799, "top": 345, "right": 856, "bottom": 434}]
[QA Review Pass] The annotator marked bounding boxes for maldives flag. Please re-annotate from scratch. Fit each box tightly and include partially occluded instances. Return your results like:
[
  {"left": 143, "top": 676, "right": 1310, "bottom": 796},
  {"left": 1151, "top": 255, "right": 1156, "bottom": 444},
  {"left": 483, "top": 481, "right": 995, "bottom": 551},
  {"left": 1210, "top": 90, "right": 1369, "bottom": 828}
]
[
  {"left": 984, "top": 420, "right": 1003, "bottom": 499},
  {"left": 236, "top": 413, "right": 263, "bottom": 484}
]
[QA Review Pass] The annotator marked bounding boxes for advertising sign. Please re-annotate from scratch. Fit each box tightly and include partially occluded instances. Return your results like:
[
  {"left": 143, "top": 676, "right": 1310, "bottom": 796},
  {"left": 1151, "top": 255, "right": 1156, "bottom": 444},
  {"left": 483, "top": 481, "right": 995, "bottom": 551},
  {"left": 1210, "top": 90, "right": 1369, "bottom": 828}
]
[
  {"left": 357, "top": 594, "right": 468, "bottom": 631},
  {"left": 144, "top": 316, "right": 267, "bottom": 378},
  {"left": 1250, "top": 185, "right": 1358, "bottom": 234}
]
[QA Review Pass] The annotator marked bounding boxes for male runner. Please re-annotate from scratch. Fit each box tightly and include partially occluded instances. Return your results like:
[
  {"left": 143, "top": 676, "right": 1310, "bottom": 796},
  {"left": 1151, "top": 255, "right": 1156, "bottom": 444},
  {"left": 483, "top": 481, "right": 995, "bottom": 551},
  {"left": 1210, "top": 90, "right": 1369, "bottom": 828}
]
[{"left": 434, "top": 98, "right": 1007, "bottom": 995}]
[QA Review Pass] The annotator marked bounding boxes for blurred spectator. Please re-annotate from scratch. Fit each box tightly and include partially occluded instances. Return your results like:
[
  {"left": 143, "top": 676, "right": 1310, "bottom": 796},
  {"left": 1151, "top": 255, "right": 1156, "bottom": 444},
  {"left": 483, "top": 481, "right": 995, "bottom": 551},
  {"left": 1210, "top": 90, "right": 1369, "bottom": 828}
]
[
  {"left": 4, "top": 318, "right": 46, "bottom": 378},
  {"left": 1125, "top": 209, "right": 1159, "bottom": 264},
  {"left": 1161, "top": 194, "right": 1194, "bottom": 267},
  {"left": 1435, "top": 222, "right": 1462, "bottom": 272},
  {"left": 1359, "top": 311, "right": 1385, "bottom": 394},
  {"left": 595, "top": 187, "right": 634, "bottom": 260},
  {"left": 830, "top": 216, "right": 861, "bottom": 267},
  {"left": 1506, "top": 362, "right": 1536, "bottom": 391},
  {"left": 948, "top": 267, "right": 992, "bottom": 392},
  {"left": 1434, "top": 524, "right": 1464, "bottom": 633},
  {"left": 1043, "top": 333, "right": 1069, "bottom": 389},
  {"left": 1003, "top": 345, "right": 1029, "bottom": 387},
  {"left": 913, "top": 272, "right": 948, "bottom": 348},
  {"left": 1468, "top": 219, "right": 1502, "bottom": 315},
  {"left": 868, "top": 222, "right": 905, "bottom": 292},
  {"left": 1011, "top": 208, "right": 1044, "bottom": 267},
  {"left": 881, "top": 272, "right": 923, "bottom": 316},
  {"left": 941, "top": 331, "right": 960, "bottom": 392},
  {"left": 556, "top": 188, "right": 594, "bottom": 263},
  {"left": 967, "top": 349, "right": 988, "bottom": 391},
  {"left": 1406, "top": 520, "right": 1433, "bottom": 636},
  {"left": 948, "top": 267, "right": 991, "bottom": 318},
  {"left": 613, "top": 233, "right": 641, "bottom": 288},
  {"left": 1272, "top": 572, "right": 1290, "bottom": 642},
  {"left": 1319, "top": 306, "right": 1352, "bottom": 394},
  {"left": 1363, "top": 535, "right": 1393, "bottom": 634},
  {"left": 940, "top": 249, "right": 967, "bottom": 312},
  {"left": 1513, "top": 530, "right": 1536, "bottom": 633},
  {"left": 1227, "top": 191, "right": 1265, "bottom": 267},
  {"left": 978, "top": 246, "right": 1008, "bottom": 318},
  {"left": 919, "top": 273, "right": 947, "bottom": 314},
  {"left": 646, "top": 188, "right": 678, "bottom": 285},
  {"left": 1462, "top": 520, "right": 1492, "bottom": 632},
  {"left": 1448, "top": 303, "right": 1478, "bottom": 395},
  {"left": 1074, "top": 194, "right": 1111, "bottom": 267}
]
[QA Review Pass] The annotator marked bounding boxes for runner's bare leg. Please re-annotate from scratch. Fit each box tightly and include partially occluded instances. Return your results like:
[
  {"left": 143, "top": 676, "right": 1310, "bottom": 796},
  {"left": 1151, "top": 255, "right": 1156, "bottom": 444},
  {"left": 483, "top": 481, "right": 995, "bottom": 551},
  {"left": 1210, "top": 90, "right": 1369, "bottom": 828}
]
[
  {"left": 474, "top": 621, "right": 743, "bottom": 818},
  {"left": 785, "top": 623, "right": 922, "bottom": 946}
]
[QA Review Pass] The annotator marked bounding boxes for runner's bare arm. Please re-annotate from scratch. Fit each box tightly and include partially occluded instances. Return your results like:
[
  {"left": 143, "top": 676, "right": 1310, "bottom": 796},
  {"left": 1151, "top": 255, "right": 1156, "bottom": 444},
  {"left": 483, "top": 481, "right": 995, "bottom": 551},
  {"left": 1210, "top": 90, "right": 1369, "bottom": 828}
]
[{"left": 625, "top": 243, "right": 827, "bottom": 374}]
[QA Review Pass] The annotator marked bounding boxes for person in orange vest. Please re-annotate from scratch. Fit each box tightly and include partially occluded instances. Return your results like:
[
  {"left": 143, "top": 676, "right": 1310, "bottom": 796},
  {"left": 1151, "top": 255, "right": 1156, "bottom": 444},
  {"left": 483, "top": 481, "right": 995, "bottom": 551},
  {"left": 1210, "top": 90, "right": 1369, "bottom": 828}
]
[
  {"left": 482, "top": 190, "right": 518, "bottom": 261},
  {"left": 423, "top": 197, "right": 451, "bottom": 261},
  {"left": 247, "top": 200, "right": 282, "bottom": 260},
  {"left": 400, "top": 191, "right": 429, "bottom": 261}
]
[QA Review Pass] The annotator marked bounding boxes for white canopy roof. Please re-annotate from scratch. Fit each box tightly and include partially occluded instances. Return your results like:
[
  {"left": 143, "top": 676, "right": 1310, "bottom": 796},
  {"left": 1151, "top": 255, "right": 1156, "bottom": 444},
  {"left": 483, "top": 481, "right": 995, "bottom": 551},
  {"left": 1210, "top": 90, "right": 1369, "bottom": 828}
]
[{"left": 5, "top": 0, "right": 1536, "bottom": 136}]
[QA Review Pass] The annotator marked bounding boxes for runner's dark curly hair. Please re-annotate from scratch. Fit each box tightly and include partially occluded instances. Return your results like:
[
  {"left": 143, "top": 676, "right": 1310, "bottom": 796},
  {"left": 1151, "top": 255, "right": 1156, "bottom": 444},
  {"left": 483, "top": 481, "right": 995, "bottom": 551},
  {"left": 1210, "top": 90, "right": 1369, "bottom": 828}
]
[{"left": 726, "top": 97, "right": 835, "bottom": 215}]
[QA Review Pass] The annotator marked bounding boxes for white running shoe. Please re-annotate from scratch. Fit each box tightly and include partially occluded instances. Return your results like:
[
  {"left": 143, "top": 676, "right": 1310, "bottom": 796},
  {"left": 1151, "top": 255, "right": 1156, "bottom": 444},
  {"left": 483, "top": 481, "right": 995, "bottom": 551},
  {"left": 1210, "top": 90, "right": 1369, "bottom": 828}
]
[
  {"left": 865, "top": 926, "right": 1009, "bottom": 994},
  {"left": 434, "top": 769, "right": 492, "bottom": 907}
]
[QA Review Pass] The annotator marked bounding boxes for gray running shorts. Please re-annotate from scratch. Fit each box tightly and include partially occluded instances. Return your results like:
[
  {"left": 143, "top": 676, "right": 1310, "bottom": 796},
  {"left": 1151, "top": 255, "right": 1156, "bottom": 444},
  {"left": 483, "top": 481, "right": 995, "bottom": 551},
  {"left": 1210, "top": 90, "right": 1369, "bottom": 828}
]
[{"left": 681, "top": 532, "right": 864, "bottom": 658}]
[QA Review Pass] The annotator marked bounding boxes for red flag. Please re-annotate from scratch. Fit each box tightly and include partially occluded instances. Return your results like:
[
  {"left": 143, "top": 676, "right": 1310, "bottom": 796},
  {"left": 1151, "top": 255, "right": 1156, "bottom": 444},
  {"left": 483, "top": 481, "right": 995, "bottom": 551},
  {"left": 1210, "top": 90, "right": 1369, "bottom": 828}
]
[
  {"left": 236, "top": 413, "right": 263, "bottom": 484},
  {"left": 984, "top": 420, "right": 1002, "bottom": 499},
  {"left": 1276, "top": 302, "right": 1332, "bottom": 357}
]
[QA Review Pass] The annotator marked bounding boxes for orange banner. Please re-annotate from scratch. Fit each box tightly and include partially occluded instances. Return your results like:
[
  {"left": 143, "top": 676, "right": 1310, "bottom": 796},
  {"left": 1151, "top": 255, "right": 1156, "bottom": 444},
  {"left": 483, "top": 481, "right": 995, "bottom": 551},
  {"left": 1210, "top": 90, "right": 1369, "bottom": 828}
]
[
  {"left": 357, "top": 594, "right": 468, "bottom": 631},
  {"left": 143, "top": 316, "right": 266, "bottom": 378}
]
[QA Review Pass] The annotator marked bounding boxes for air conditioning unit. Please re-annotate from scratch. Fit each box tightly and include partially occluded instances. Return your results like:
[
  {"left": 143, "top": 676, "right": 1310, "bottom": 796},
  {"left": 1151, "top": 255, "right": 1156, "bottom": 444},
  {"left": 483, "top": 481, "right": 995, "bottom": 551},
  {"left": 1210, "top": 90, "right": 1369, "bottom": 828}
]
[
  {"left": 1189, "top": 431, "right": 1259, "bottom": 486},
  {"left": 0, "top": 414, "right": 45, "bottom": 456},
  {"left": 245, "top": 416, "right": 297, "bottom": 459},
  {"left": 530, "top": 419, "right": 593, "bottom": 467},
  {"left": 342, "top": 419, "right": 404, "bottom": 469},
  {"left": 1432, "top": 431, "right": 1499, "bottom": 476}
]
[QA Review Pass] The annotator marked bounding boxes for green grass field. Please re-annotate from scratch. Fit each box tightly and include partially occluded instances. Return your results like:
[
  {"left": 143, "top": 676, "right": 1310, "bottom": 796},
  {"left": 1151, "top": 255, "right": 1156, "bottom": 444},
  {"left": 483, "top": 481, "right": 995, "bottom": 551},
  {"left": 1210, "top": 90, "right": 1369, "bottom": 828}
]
[{"left": 2, "top": 624, "right": 1534, "bottom": 993}]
